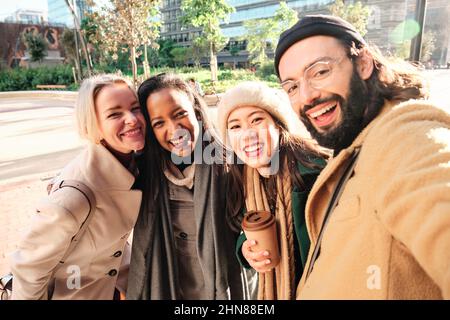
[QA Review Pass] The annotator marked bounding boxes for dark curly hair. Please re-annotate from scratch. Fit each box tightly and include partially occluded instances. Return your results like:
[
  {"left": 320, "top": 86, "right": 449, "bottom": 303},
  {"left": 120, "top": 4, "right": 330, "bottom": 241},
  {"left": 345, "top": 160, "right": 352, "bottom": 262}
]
[{"left": 137, "top": 73, "right": 220, "bottom": 200}]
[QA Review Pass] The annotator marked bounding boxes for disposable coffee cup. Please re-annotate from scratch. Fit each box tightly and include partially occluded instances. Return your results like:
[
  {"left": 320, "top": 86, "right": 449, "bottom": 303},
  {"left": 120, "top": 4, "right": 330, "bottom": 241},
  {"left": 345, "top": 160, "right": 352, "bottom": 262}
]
[{"left": 241, "top": 210, "right": 280, "bottom": 269}]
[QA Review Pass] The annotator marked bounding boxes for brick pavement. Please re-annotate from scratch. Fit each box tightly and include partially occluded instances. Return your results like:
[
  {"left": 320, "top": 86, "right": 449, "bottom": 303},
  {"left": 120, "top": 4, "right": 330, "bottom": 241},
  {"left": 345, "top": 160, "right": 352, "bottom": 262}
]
[{"left": 0, "top": 178, "right": 50, "bottom": 275}]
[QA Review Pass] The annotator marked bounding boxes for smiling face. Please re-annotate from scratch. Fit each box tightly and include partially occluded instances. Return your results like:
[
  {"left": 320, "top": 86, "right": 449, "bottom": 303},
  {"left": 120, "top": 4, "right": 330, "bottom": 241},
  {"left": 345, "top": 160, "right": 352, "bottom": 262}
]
[
  {"left": 278, "top": 35, "right": 373, "bottom": 151},
  {"left": 147, "top": 88, "right": 200, "bottom": 157},
  {"left": 95, "top": 83, "right": 146, "bottom": 154},
  {"left": 227, "top": 106, "right": 279, "bottom": 170},
  {"left": 279, "top": 36, "right": 354, "bottom": 131}
]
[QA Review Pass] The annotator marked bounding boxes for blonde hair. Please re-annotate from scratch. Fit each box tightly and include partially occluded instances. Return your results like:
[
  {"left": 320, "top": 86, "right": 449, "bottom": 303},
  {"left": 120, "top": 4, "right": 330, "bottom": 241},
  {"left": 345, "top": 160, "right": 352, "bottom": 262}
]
[{"left": 75, "top": 74, "right": 134, "bottom": 143}]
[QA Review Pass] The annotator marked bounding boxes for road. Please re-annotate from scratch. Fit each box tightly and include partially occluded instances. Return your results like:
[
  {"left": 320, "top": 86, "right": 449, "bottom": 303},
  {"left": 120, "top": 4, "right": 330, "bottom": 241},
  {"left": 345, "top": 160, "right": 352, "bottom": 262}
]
[
  {"left": 0, "top": 95, "right": 84, "bottom": 275},
  {"left": 424, "top": 69, "right": 450, "bottom": 111},
  {"left": 0, "top": 96, "right": 85, "bottom": 183}
]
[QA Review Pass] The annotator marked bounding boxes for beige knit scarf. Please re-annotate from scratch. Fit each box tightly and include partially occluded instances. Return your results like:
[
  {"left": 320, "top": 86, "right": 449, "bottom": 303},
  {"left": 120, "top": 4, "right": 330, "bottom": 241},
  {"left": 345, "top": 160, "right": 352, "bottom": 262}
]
[
  {"left": 244, "top": 164, "right": 295, "bottom": 300},
  {"left": 163, "top": 162, "right": 195, "bottom": 189}
]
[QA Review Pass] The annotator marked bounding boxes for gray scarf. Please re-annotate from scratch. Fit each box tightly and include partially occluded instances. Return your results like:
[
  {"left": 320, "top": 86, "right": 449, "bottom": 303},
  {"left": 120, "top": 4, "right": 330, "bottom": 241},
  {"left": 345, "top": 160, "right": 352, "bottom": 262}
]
[{"left": 127, "top": 163, "right": 245, "bottom": 300}]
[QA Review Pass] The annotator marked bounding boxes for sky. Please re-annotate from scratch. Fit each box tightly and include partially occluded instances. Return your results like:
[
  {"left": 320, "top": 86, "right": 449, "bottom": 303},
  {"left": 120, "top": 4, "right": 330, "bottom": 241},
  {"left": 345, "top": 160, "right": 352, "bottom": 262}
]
[
  {"left": 0, "top": 0, "right": 48, "bottom": 20},
  {"left": 0, "top": 0, "right": 109, "bottom": 21}
]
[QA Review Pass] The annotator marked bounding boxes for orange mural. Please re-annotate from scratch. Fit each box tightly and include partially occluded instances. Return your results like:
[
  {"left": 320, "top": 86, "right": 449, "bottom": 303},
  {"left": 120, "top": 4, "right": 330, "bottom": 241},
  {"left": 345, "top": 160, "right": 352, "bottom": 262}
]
[
  {"left": 44, "top": 28, "right": 59, "bottom": 50},
  {"left": 0, "top": 23, "right": 65, "bottom": 68}
]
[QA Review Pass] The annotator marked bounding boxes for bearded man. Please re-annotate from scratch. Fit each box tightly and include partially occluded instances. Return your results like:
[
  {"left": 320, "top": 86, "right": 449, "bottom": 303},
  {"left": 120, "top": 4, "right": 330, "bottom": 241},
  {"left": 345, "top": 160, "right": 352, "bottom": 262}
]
[{"left": 275, "top": 14, "right": 450, "bottom": 299}]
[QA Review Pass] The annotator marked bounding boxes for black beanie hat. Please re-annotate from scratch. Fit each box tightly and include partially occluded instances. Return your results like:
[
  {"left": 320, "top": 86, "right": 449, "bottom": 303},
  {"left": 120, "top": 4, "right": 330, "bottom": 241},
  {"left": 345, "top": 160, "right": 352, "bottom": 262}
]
[{"left": 274, "top": 14, "right": 367, "bottom": 78}]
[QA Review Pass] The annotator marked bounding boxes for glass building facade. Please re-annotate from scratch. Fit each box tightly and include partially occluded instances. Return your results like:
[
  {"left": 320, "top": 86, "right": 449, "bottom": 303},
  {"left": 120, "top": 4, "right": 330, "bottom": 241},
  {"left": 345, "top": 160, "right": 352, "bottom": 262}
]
[
  {"left": 47, "top": 0, "right": 91, "bottom": 27},
  {"left": 4, "top": 9, "right": 47, "bottom": 24},
  {"left": 160, "top": 0, "right": 450, "bottom": 67},
  {"left": 160, "top": 0, "right": 334, "bottom": 65}
]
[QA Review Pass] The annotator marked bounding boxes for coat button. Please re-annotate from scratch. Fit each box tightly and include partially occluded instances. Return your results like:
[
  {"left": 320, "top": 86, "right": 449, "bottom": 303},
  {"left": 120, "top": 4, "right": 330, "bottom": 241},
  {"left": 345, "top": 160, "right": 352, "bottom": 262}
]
[
  {"left": 108, "top": 269, "right": 118, "bottom": 277},
  {"left": 180, "top": 232, "right": 188, "bottom": 239},
  {"left": 113, "top": 251, "right": 122, "bottom": 258}
]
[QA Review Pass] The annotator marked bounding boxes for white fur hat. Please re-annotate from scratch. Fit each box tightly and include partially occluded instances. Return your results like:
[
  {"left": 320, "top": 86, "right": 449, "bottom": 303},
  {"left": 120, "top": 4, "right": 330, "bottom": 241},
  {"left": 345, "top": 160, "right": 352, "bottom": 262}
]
[{"left": 216, "top": 81, "right": 303, "bottom": 144}]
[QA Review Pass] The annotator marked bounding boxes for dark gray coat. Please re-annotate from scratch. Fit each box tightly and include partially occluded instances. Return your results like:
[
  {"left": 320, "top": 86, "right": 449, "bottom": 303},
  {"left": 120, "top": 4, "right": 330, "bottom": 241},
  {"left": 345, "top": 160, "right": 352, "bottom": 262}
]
[{"left": 127, "top": 162, "right": 252, "bottom": 300}]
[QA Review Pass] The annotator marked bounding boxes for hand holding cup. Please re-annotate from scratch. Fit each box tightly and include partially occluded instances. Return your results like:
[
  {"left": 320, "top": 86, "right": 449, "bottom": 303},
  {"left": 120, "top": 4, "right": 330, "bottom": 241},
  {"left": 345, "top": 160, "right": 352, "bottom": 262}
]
[{"left": 241, "top": 210, "right": 280, "bottom": 272}]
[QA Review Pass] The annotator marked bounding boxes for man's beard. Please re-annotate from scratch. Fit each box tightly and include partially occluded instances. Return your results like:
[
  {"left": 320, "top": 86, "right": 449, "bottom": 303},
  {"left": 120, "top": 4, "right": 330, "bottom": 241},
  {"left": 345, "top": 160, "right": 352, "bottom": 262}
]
[{"left": 299, "top": 70, "right": 371, "bottom": 154}]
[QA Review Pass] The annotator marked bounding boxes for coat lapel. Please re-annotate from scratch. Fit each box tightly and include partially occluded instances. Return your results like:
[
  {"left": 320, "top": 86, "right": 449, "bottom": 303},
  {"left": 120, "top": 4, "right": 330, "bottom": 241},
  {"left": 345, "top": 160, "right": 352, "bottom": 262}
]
[
  {"left": 193, "top": 164, "right": 210, "bottom": 229},
  {"left": 80, "top": 143, "right": 141, "bottom": 229},
  {"left": 305, "top": 102, "right": 394, "bottom": 242},
  {"left": 82, "top": 143, "right": 136, "bottom": 191},
  {"left": 305, "top": 148, "right": 355, "bottom": 242},
  {"left": 193, "top": 163, "right": 215, "bottom": 299}
]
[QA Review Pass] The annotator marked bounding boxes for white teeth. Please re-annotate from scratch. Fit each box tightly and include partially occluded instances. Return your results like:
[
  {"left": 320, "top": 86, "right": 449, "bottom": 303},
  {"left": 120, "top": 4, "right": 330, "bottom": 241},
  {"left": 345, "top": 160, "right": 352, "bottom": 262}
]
[
  {"left": 122, "top": 128, "right": 141, "bottom": 136},
  {"left": 244, "top": 143, "right": 262, "bottom": 153},
  {"left": 170, "top": 134, "right": 189, "bottom": 147},
  {"left": 311, "top": 104, "right": 336, "bottom": 118}
]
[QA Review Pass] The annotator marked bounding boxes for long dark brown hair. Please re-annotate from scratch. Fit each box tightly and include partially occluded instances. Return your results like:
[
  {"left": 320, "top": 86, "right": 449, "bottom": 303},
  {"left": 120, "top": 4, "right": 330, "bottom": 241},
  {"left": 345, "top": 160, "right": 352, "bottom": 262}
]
[
  {"left": 226, "top": 119, "right": 329, "bottom": 232},
  {"left": 137, "top": 73, "right": 220, "bottom": 201},
  {"left": 340, "top": 39, "right": 429, "bottom": 127}
]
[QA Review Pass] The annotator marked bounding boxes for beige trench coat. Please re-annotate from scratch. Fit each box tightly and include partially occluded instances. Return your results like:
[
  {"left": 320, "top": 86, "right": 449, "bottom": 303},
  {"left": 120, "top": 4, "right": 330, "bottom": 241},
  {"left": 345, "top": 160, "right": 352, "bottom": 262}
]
[{"left": 10, "top": 143, "right": 142, "bottom": 300}]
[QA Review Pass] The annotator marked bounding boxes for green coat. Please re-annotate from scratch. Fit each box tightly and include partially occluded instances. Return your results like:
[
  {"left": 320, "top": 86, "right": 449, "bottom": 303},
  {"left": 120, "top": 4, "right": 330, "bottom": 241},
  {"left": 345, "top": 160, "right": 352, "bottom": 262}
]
[{"left": 235, "top": 159, "right": 325, "bottom": 280}]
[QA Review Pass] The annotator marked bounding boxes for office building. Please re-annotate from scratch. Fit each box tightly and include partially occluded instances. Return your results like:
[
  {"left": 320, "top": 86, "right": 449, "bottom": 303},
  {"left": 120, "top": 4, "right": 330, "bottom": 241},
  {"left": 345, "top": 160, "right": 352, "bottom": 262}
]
[
  {"left": 160, "top": 0, "right": 336, "bottom": 66},
  {"left": 47, "top": 0, "right": 92, "bottom": 27},
  {"left": 4, "top": 9, "right": 47, "bottom": 24},
  {"left": 158, "top": 0, "right": 450, "bottom": 66}
]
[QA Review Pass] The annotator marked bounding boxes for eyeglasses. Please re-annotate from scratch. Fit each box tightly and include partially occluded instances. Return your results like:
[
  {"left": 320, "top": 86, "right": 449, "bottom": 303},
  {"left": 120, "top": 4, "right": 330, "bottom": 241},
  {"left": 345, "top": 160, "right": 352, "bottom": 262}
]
[{"left": 280, "top": 56, "right": 346, "bottom": 101}]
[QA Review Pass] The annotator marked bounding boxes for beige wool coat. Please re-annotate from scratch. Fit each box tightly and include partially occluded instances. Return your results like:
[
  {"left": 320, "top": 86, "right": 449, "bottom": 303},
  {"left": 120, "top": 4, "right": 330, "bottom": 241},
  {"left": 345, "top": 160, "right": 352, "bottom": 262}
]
[
  {"left": 298, "top": 100, "right": 450, "bottom": 299},
  {"left": 10, "top": 143, "right": 142, "bottom": 300}
]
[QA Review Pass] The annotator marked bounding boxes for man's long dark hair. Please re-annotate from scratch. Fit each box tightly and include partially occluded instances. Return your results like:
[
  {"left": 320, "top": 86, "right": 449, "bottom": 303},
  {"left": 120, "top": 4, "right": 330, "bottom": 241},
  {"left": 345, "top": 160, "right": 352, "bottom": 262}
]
[{"left": 342, "top": 39, "right": 429, "bottom": 127}]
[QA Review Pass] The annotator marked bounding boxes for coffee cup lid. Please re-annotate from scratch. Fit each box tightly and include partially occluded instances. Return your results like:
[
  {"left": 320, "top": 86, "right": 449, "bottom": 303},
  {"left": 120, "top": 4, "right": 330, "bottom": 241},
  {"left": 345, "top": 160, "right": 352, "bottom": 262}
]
[{"left": 241, "top": 210, "right": 275, "bottom": 231}]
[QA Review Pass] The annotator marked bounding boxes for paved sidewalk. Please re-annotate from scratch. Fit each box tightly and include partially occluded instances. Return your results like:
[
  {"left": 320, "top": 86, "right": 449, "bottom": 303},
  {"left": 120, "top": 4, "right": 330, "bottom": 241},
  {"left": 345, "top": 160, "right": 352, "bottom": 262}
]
[{"left": 0, "top": 177, "right": 52, "bottom": 275}]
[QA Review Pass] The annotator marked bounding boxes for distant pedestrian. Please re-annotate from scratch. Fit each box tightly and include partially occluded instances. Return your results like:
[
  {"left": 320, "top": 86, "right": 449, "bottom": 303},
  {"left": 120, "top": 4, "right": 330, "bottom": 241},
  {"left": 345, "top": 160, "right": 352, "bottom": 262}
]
[{"left": 188, "top": 78, "right": 204, "bottom": 97}]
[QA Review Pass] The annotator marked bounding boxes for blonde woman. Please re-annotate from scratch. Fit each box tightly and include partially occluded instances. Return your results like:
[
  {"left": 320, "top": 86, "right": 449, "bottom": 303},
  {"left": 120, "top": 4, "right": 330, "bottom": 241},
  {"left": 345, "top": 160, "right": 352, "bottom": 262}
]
[{"left": 10, "top": 74, "right": 146, "bottom": 300}]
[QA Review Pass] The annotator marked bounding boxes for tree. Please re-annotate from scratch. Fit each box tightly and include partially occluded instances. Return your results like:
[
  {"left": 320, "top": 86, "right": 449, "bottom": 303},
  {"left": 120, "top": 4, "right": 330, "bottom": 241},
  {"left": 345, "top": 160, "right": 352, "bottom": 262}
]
[
  {"left": 155, "top": 38, "right": 176, "bottom": 67},
  {"left": 242, "top": 2, "right": 297, "bottom": 66},
  {"left": 329, "top": 0, "right": 371, "bottom": 36},
  {"left": 180, "top": 0, "right": 235, "bottom": 82},
  {"left": 170, "top": 46, "right": 189, "bottom": 67},
  {"left": 395, "top": 31, "right": 436, "bottom": 63},
  {"left": 420, "top": 30, "right": 436, "bottom": 62},
  {"left": 22, "top": 32, "right": 48, "bottom": 63},
  {"left": 65, "top": 0, "right": 92, "bottom": 77},
  {"left": 228, "top": 43, "right": 240, "bottom": 69},
  {"left": 188, "top": 39, "right": 209, "bottom": 68},
  {"left": 90, "top": 0, "right": 160, "bottom": 86},
  {"left": 243, "top": 19, "right": 270, "bottom": 66},
  {"left": 61, "top": 29, "right": 81, "bottom": 82},
  {"left": 80, "top": 15, "right": 102, "bottom": 67}
]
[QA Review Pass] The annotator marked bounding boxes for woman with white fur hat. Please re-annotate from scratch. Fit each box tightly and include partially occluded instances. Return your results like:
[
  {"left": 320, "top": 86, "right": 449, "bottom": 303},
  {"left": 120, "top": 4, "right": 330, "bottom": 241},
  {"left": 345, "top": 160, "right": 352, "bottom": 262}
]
[{"left": 217, "top": 81, "right": 328, "bottom": 300}]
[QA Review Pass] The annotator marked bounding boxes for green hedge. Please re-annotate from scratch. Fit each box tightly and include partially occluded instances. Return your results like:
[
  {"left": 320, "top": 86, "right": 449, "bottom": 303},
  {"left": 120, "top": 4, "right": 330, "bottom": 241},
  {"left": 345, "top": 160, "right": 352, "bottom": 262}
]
[
  {"left": 0, "top": 65, "right": 280, "bottom": 93},
  {"left": 0, "top": 65, "right": 74, "bottom": 91},
  {"left": 256, "top": 62, "right": 277, "bottom": 80}
]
